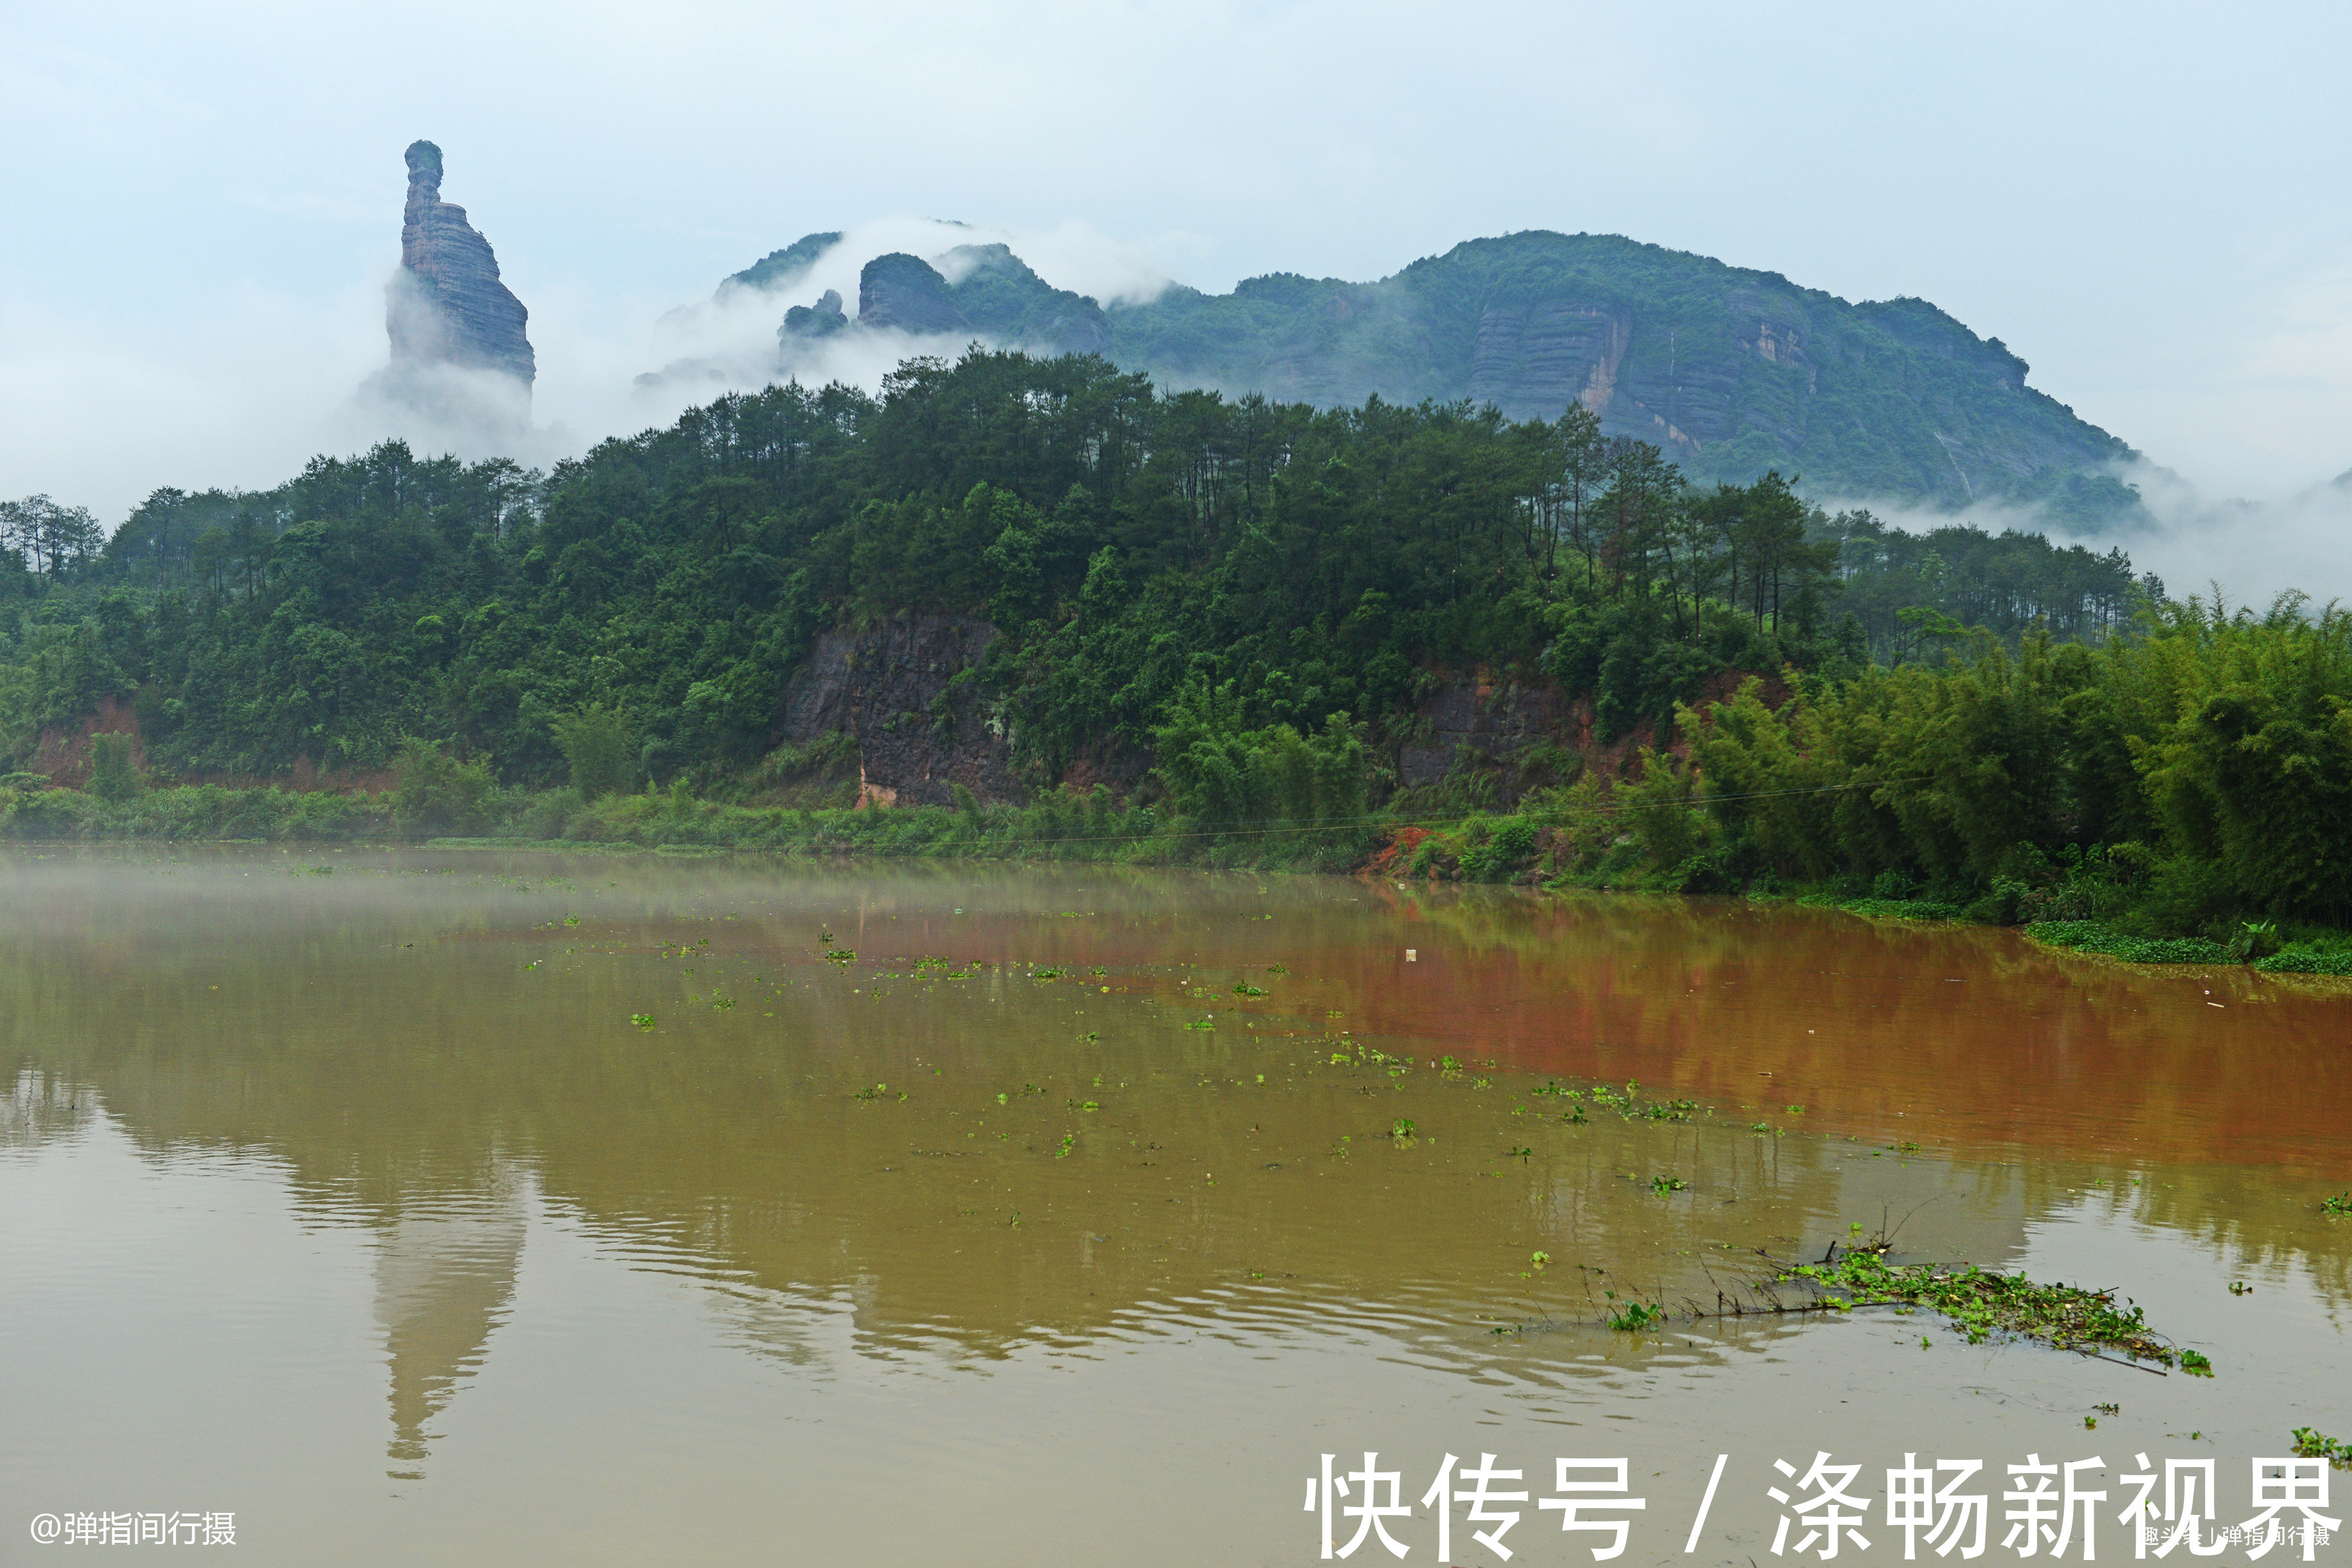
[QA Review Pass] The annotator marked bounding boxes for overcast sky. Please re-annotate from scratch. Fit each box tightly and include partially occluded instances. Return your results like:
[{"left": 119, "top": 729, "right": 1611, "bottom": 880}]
[{"left": 5, "top": 0, "right": 2349, "bottom": 554}]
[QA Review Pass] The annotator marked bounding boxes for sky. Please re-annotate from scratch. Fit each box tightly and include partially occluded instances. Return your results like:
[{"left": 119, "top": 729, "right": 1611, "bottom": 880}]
[{"left": 3, "top": 0, "right": 2349, "bottom": 593}]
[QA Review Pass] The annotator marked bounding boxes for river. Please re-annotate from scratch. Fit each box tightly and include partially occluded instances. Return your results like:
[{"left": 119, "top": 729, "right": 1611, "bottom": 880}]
[{"left": 2, "top": 846, "right": 2345, "bottom": 1564}]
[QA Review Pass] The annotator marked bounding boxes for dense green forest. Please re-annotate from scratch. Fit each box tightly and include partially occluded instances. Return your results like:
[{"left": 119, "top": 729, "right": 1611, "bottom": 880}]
[{"left": 1, "top": 349, "right": 2343, "bottom": 959}]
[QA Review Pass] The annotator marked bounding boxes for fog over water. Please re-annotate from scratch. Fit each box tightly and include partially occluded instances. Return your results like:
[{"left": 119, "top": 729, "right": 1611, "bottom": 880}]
[{"left": 5, "top": 0, "right": 2350, "bottom": 600}]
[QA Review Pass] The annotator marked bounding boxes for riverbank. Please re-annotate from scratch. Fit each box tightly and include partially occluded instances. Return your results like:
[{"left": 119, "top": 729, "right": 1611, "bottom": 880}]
[{"left": 11, "top": 779, "right": 2351, "bottom": 973}]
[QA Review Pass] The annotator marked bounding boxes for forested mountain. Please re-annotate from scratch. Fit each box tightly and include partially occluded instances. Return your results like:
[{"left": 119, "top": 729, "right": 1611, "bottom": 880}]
[
  {"left": 3, "top": 351, "right": 2145, "bottom": 796},
  {"left": 742, "top": 230, "right": 2145, "bottom": 528},
  {"left": 13, "top": 349, "right": 2352, "bottom": 940}
]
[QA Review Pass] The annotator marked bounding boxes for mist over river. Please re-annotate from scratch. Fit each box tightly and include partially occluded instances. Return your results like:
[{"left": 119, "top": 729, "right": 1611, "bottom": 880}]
[{"left": 3, "top": 847, "right": 2345, "bottom": 1565}]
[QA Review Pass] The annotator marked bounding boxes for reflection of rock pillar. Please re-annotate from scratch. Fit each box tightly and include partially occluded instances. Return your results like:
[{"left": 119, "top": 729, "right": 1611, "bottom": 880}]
[{"left": 372, "top": 1169, "right": 526, "bottom": 1478}]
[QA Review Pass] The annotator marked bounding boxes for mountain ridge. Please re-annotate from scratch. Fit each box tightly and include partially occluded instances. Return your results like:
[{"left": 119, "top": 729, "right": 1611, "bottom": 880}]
[{"left": 728, "top": 227, "right": 2144, "bottom": 527}]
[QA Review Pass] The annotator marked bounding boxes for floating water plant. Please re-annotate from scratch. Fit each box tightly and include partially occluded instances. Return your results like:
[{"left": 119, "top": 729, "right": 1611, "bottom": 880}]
[
  {"left": 1763, "top": 1249, "right": 2195, "bottom": 1370},
  {"left": 2290, "top": 1428, "right": 2352, "bottom": 1470},
  {"left": 1649, "top": 1174, "right": 1689, "bottom": 1196},
  {"left": 2323, "top": 1192, "right": 2352, "bottom": 1216},
  {"left": 630, "top": 1014, "right": 655, "bottom": 1030},
  {"left": 1605, "top": 1293, "right": 1664, "bottom": 1332}
]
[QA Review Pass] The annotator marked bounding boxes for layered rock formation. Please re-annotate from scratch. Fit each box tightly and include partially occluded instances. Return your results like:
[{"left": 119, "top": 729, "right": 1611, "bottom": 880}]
[{"left": 386, "top": 141, "right": 535, "bottom": 388}]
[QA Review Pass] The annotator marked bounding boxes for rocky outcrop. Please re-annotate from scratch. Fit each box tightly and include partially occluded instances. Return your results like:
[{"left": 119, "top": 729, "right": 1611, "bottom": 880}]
[
  {"left": 789, "top": 246, "right": 1109, "bottom": 354},
  {"left": 857, "top": 254, "right": 972, "bottom": 336},
  {"left": 780, "top": 289, "right": 848, "bottom": 342},
  {"left": 1465, "top": 301, "right": 1629, "bottom": 422},
  {"left": 1396, "top": 677, "right": 1573, "bottom": 793},
  {"left": 386, "top": 141, "right": 534, "bottom": 387},
  {"left": 777, "top": 613, "right": 1024, "bottom": 806}
]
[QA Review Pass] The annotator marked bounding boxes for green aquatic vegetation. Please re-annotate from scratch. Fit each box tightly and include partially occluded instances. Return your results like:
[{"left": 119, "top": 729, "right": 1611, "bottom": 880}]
[
  {"left": 2321, "top": 1192, "right": 2352, "bottom": 1215},
  {"left": 1231, "top": 980, "right": 1267, "bottom": 997},
  {"left": 2256, "top": 945, "right": 2352, "bottom": 975},
  {"left": 1776, "top": 1250, "right": 2189, "bottom": 1368},
  {"left": 710, "top": 994, "right": 734, "bottom": 1010},
  {"left": 2027, "top": 921, "right": 2232, "bottom": 965},
  {"left": 629, "top": 1014, "right": 655, "bottom": 1030},
  {"left": 1826, "top": 896, "right": 1968, "bottom": 922},
  {"left": 1184, "top": 1016, "right": 1215, "bottom": 1031},
  {"left": 824, "top": 948, "right": 857, "bottom": 966},
  {"left": 1648, "top": 1174, "right": 1688, "bottom": 1196},
  {"left": 1564, "top": 1105, "right": 1588, "bottom": 1125},
  {"left": 1031, "top": 966, "right": 1065, "bottom": 979},
  {"left": 1390, "top": 1117, "right": 1417, "bottom": 1140},
  {"left": 1640, "top": 1098, "right": 1700, "bottom": 1122},
  {"left": 1053, "top": 1132, "right": 1076, "bottom": 1158},
  {"left": 1264, "top": 964, "right": 1287, "bottom": 975},
  {"left": 2290, "top": 1428, "right": 2352, "bottom": 1470},
  {"left": 1605, "top": 1294, "right": 1664, "bottom": 1332}
]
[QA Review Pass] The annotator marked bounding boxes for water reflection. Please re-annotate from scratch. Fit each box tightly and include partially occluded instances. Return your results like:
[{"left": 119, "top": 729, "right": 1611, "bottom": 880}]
[
  {"left": 3, "top": 847, "right": 2347, "bottom": 1484},
  {"left": 373, "top": 1169, "right": 525, "bottom": 1477}
]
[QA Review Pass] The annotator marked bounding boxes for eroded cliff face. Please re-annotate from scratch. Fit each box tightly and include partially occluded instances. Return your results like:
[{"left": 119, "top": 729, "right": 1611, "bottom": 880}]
[
  {"left": 1395, "top": 677, "right": 1570, "bottom": 793},
  {"left": 777, "top": 614, "right": 1024, "bottom": 807},
  {"left": 386, "top": 141, "right": 535, "bottom": 388}
]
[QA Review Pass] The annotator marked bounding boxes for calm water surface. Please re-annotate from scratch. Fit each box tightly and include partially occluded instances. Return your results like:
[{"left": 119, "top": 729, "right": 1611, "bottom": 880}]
[{"left": 1, "top": 847, "right": 2347, "bottom": 1565}]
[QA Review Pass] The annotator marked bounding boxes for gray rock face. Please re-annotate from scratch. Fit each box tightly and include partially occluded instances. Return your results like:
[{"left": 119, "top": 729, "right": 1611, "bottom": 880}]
[
  {"left": 386, "top": 141, "right": 534, "bottom": 387},
  {"left": 857, "top": 254, "right": 973, "bottom": 335},
  {"left": 777, "top": 613, "right": 1024, "bottom": 806},
  {"left": 1397, "top": 677, "right": 1571, "bottom": 793}
]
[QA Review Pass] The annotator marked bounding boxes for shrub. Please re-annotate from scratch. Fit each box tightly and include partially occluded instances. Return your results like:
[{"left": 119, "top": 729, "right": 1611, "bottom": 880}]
[
  {"left": 392, "top": 739, "right": 497, "bottom": 836},
  {"left": 88, "top": 733, "right": 142, "bottom": 804},
  {"left": 551, "top": 704, "right": 637, "bottom": 800},
  {"left": 2255, "top": 945, "right": 2352, "bottom": 976}
]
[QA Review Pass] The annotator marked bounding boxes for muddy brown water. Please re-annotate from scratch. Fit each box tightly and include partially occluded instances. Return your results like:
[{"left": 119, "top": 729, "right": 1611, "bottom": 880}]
[{"left": 1, "top": 846, "right": 2346, "bottom": 1566}]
